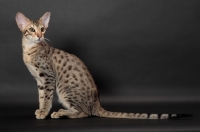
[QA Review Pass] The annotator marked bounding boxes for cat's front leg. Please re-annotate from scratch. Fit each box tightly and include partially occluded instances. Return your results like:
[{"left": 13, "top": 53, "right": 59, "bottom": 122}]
[{"left": 35, "top": 80, "right": 55, "bottom": 119}]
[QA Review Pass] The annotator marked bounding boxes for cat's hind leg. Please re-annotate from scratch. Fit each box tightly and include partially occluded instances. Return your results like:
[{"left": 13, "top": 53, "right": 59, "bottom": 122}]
[{"left": 51, "top": 109, "right": 88, "bottom": 119}]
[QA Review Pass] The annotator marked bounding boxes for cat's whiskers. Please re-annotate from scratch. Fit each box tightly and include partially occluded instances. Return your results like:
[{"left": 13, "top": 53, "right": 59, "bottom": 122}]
[{"left": 44, "top": 38, "right": 52, "bottom": 43}]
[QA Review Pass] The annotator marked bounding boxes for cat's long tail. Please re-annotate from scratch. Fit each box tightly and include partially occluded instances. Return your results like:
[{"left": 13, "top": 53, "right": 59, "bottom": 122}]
[{"left": 95, "top": 106, "right": 192, "bottom": 119}]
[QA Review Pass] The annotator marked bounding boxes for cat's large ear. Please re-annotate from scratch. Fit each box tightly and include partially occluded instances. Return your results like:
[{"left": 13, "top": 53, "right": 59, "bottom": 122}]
[
  {"left": 15, "top": 12, "right": 30, "bottom": 31},
  {"left": 40, "top": 12, "right": 51, "bottom": 28}
]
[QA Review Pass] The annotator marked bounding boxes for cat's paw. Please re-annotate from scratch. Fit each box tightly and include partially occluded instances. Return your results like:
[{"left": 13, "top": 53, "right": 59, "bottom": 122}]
[
  {"left": 35, "top": 109, "right": 48, "bottom": 119},
  {"left": 51, "top": 112, "right": 60, "bottom": 119}
]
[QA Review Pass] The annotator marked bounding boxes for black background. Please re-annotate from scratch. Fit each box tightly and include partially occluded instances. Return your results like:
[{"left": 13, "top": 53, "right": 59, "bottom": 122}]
[{"left": 1, "top": 0, "right": 200, "bottom": 131}]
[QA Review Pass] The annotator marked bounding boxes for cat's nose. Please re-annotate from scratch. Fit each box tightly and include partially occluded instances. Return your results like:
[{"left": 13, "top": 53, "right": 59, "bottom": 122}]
[
  {"left": 37, "top": 33, "right": 42, "bottom": 38},
  {"left": 37, "top": 34, "right": 42, "bottom": 40}
]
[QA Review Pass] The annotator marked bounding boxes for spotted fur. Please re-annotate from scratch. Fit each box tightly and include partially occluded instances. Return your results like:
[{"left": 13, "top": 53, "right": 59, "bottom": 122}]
[{"left": 15, "top": 12, "right": 192, "bottom": 120}]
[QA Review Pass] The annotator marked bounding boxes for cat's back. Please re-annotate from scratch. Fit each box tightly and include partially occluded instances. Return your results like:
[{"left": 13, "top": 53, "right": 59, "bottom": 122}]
[{"left": 52, "top": 48, "right": 97, "bottom": 90}]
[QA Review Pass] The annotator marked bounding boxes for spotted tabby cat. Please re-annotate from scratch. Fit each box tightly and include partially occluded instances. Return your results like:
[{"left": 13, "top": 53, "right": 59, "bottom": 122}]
[{"left": 15, "top": 12, "right": 191, "bottom": 120}]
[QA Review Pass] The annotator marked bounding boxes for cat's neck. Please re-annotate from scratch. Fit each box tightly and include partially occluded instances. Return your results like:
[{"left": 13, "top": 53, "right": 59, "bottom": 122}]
[{"left": 22, "top": 36, "right": 39, "bottom": 53}]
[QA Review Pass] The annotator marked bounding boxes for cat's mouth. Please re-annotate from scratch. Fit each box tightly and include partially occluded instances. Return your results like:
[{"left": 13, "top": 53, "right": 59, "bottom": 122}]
[
  {"left": 29, "top": 38, "right": 43, "bottom": 43},
  {"left": 34, "top": 37, "right": 44, "bottom": 43},
  {"left": 38, "top": 38, "right": 43, "bottom": 41}
]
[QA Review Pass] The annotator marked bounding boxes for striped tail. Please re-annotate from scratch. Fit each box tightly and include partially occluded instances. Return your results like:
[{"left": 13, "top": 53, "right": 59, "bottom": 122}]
[{"left": 95, "top": 107, "right": 193, "bottom": 119}]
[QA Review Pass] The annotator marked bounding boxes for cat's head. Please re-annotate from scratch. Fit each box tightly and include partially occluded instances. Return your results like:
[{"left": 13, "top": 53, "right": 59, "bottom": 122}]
[{"left": 15, "top": 12, "right": 51, "bottom": 43}]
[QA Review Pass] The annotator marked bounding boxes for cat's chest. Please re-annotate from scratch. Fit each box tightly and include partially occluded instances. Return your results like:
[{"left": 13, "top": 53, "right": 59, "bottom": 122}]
[
  {"left": 23, "top": 54, "right": 32, "bottom": 63},
  {"left": 26, "top": 63, "right": 39, "bottom": 78},
  {"left": 23, "top": 53, "right": 46, "bottom": 82}
]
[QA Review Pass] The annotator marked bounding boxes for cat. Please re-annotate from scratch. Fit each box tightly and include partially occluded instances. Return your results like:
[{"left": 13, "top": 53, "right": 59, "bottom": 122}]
[{"left": 15, "top": 12, "right": 191, "bottom": 119}]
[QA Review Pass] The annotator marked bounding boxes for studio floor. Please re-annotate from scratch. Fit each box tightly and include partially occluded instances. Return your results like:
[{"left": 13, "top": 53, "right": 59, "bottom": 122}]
[{"left": 1, "top": 102, "right": 200, "bottom": 132}]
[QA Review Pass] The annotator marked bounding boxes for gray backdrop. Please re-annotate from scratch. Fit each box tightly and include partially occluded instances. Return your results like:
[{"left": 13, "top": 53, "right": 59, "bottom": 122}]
[{"left": 0, "top": 0, "right": 200, "bottom": 105}]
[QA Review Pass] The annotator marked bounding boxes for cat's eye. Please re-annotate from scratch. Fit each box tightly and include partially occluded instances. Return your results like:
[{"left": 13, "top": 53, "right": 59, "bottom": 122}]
[
  {"left": 29, "top": 27, "right": 35, "bottom": 32},
  {"left": 41, "top": 27, "right": 45, "bottom": 32}
]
